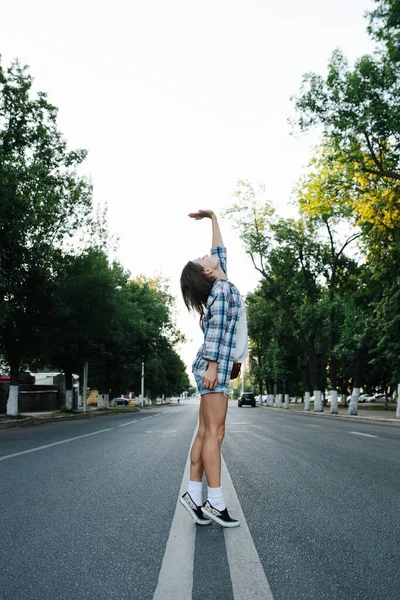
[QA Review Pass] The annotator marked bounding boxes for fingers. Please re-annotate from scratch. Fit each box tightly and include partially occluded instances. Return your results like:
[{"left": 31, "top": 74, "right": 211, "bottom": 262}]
[
  {"left": 202, "top": 376, "right": 218, "bottom": 390},
  {"left": 188, "top": 210, "right": 213, "bottom": 220}
]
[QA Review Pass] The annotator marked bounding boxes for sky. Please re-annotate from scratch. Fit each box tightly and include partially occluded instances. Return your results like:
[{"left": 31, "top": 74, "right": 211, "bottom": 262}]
[{"left": 2, "top": 0, "right": 375, "bottom": 378}]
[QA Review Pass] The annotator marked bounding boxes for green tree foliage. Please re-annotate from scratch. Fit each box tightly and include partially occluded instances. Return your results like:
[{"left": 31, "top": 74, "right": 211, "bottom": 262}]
[
  {"left": 0, "top": 58, "right": 189, "bottom": 411},
  {"left": 0, "top": 59, "right": 93, "bottom": 384},
  {"left": 226, "top": 181, "right": 328, "bottom": 394},
  {"left": 247, "top": 283, "right": 303, "bottom": 398},
  {"left": 292, "top": 0, "right": 400, "bottom": 183}
]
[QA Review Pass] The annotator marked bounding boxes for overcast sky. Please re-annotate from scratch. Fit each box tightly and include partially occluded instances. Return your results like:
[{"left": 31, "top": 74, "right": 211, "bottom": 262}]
[{"left": 3, "top": 0, "right": 375, "bottom": 378}]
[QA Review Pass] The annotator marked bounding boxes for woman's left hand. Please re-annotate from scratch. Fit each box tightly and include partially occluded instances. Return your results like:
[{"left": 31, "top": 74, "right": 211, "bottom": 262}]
[
  {"left": 202, "top": 362, "right": 218, "bottom": 390},
  {"left": 189, "top": 210, "right": 215, "bottom": 220}
]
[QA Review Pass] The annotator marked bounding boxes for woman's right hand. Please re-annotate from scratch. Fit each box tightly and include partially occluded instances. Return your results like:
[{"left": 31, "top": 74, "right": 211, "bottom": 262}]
[
  {"left": 202, "top": 361, "right": 218, "bottom": 390},
  {"left": 189, "top": 210, "right": 215, "bottom": 220}
]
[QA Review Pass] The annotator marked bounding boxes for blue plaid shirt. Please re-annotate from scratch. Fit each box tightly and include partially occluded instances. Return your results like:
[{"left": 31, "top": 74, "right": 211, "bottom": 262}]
[{"left": 192, "top": 246, "right": 241, "bottom": 386}]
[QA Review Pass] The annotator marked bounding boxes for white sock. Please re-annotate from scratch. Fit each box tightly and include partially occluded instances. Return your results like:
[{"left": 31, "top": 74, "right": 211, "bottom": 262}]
[
  {"left": 187, "top": 480, "right": 203, "bottom": 507},
  {"left": 207, "top": 486, "right": 226, "bottom": 511}
]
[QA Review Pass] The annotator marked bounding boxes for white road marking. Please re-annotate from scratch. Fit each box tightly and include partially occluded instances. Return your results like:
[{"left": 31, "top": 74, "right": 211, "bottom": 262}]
[
  {"left": 153, "top": 430, "right": 197, "bottom": 600},
  {"left": 305, "top": 424, "right": 320, "bottom": 427},
  {"left": 349, "top": 431, "right": 377, "bottom": 438},
  {"left": 144, "top": 430, "right": 178, "bottom": 434},
  {"left": 222, "top": 455, "right": 275, "bottom": 600},
  {"left": 0, "top": 429, "right": 113, "bottom": 462},
  {"left": 228, "top": 430, "right": 248, "bottom": 433},
  {"left": 117, "top": 412, "right": 164, "bottom": 427},
  {"left": 163, "top": 408, "right": 185, "bottom": 414},
  {"left": 153, "top": 424, "right": 275, "bottom": 599}
]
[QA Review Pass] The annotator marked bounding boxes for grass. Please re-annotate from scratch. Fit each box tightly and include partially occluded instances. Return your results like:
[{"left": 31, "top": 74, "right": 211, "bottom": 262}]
[
  {"left": 357, "top": 402, "right": 396, "bottom": 411},
  {"left": 0, "top": 414, "right": 30, "bottom": 421}
]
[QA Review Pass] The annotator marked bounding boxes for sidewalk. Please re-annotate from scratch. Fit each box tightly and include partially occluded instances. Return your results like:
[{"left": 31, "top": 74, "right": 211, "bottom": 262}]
[
  {"left": 262, "top": 402, "right": 399, "bottom": 424},
  {"left": 0, "top": 406, "right": 141, "bottom": 430},
  {"left": 0, "top": 403, "right": 178, "bottom": 430}
]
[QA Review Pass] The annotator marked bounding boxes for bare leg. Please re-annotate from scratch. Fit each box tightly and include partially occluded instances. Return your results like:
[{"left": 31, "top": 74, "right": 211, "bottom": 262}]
[
  {"left": 200, "top": 392, "right": 228, "bottom": 488},
  {"left": 189, "top": 401, "right": 206, "bottom": 482}
]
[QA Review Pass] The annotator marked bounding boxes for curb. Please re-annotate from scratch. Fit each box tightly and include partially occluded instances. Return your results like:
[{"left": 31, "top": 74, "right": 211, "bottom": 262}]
[
  {"left": 0, "top": 409, "right": 141, "bottom": 430},
  {"left": 260, "top": 405, "right": 400, "bottom": 425}
]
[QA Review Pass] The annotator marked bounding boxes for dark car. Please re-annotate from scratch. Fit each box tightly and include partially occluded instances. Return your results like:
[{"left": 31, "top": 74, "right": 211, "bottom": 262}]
[
  {"left": 115, "top": 396, "right": 129, "bottom": 406},
  {"left": 238, "top": 392, "right": 256, "bottom": 408},
  {"left": 0, "top": 370, "right": 35, "bottom": 384}
]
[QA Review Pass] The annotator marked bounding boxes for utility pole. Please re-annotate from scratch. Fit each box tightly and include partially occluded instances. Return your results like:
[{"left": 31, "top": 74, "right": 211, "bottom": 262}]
[{"left": 83, "top": 361, "right": 88, "bottom": 412}]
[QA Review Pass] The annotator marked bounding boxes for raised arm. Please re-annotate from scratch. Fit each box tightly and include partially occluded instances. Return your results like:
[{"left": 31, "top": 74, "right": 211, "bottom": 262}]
[{"left": 188, "top": 210, "right": 225, "bottom": 248}]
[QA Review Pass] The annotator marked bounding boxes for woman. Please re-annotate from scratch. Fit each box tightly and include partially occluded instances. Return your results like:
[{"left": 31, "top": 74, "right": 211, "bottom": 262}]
[{"left": 179, "top": 209, "right": 248, "bottom": 528}]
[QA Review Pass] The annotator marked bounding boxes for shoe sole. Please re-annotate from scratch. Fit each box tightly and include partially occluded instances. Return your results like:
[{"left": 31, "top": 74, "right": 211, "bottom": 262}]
[
  {"left": 179, "top": 497, "right": 211, "bottom": 525},
  {"left": 201, "top": 507, "right": 240, "bottom": 528}
]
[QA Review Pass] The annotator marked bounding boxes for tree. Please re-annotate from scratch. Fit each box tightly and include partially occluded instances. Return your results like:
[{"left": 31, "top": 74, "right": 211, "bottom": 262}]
[
  {"left": 0, "top": 59, "right": 93, "bottom": 415},
  {"left": 225, "top": 181, "right": 328, "bottom": 411},
  {"left": 92, "top": 276, "right": 186, "bottom": 401},
  {"left": 247, "top": 283, "right": 303, "bottom": 407},
  {"left": 41, "top": 250, "right": 125, "bottom": 407},
  {"left": 296, "top": 148, "right": 362, "bottom": 413},
  {"left": 293, "top": 0, "right": 400, "bottom": 186}
]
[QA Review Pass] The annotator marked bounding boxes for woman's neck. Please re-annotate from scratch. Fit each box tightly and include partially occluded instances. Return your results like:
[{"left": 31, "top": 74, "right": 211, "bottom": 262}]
[{"left": 212, "top": 267, "right": 228, "bottom": 281}]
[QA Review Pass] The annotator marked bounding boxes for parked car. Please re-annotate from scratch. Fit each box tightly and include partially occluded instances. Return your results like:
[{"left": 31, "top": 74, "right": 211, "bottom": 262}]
[
  {"left": 238, "top": 392, "right": 256, "bottom": 408},
  {"left": 115, "top": 396, "right": 129, "bottom": 406},
  {"left": 0, "top": 370, "right": 35, "bottom": 384}
]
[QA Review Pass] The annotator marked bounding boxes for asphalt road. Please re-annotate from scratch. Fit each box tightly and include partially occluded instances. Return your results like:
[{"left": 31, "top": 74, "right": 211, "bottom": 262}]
[{"left": 1, "top": 401, "right": 399, "bottom": 600}]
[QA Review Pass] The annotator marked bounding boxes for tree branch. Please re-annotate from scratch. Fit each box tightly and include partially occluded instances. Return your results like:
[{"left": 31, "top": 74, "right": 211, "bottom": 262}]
[{"left": 363, "top": 132, "right": 400, "bottom": 180}]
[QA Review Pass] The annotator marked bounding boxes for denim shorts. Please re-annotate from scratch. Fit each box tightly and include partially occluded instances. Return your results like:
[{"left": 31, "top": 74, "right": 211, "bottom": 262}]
[{"left": 193, "top": 370, "right": 229, "bottom": 397}]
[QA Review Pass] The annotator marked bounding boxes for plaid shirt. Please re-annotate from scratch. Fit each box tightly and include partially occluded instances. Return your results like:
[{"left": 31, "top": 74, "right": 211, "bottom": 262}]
[{"left": 192, "top": 246, "right": 241, "bottom": 385}]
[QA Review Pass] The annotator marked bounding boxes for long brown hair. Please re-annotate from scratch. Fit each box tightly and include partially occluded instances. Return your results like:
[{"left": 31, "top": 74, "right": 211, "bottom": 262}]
[{"left": 180, "top": 261, "right": 214, "bottom": 321}]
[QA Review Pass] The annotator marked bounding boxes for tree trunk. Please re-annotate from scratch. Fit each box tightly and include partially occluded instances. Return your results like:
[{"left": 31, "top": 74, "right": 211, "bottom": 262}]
[
  {"left": 276, "top": 380, "right": 283, "bottom": 408},
  {"left": 303, "top": 367, "right": 311, "bottom": 411},
  {"left": 330, "top": 390, "right": 339, "bottom": 414},
  {"left": 348, "top": 388, "right": 361, "bottom": 415},
  {"left": 314, "top": 390, "right": 323, "bottom": 412},
  {"left": 309, "top": 349, "right": 321, "bottom": 397},
  {"left": 283, "top": 379, "right": 290, "bottom": 409},
  {"left": 340, "top": 382, "right": 349, "bottom": 407},
  {"left": 64, "top": 371, "right": 73, "bottom": 409},
  {"left": 6, "top": 364, "right": 19, "bottom": 416},
  {"left": 98, "top": 393, "right": 109, "bottom": 409},
  {"left": 348, "top": 355, "right": 364, "bottom": 415}
]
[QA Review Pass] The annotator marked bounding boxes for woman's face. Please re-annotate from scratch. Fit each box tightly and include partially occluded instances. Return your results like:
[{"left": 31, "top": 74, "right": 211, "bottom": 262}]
[{"left": 193, "top": 254, "right": 219, "bottom": 275}]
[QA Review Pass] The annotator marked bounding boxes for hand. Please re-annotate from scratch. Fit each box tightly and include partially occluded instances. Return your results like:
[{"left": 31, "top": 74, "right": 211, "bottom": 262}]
[
  {"left": 202, "top": 362, "right": 218, "bottom": 390},
  {"left": 188, "top": 210, "right": 215, "bottom": 220}
]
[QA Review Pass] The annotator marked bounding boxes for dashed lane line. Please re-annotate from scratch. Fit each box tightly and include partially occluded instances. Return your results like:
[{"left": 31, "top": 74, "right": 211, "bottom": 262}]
[
  {"left": 153, "top": 434, "right": 275, "bottom": 600},
  {"left": 0, "top": 413, "right": 172, "bottom": 458},
  {"left": 222, "top": 455, "right": 275, "bottom": 600},
  {"left": 0, "top": 428, "right": 113, "bottom": 462},
  {"left": 349, "top": 431, "right": 378, "bottom": 438},
  {"left": 152, "top": 430, "right": 197, "bottom": 600},
  {"left": 118, "top": 420, "right": 139, "bottom": 427}
]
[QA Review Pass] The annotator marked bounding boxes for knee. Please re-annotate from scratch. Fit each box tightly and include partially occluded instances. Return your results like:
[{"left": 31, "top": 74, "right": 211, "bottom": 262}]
[
  {"left": 205, "top": 425, "right": 225, "bottom": 446},
  {"left": 196, "top": 426, "right": 205, "bottom": 444}
]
